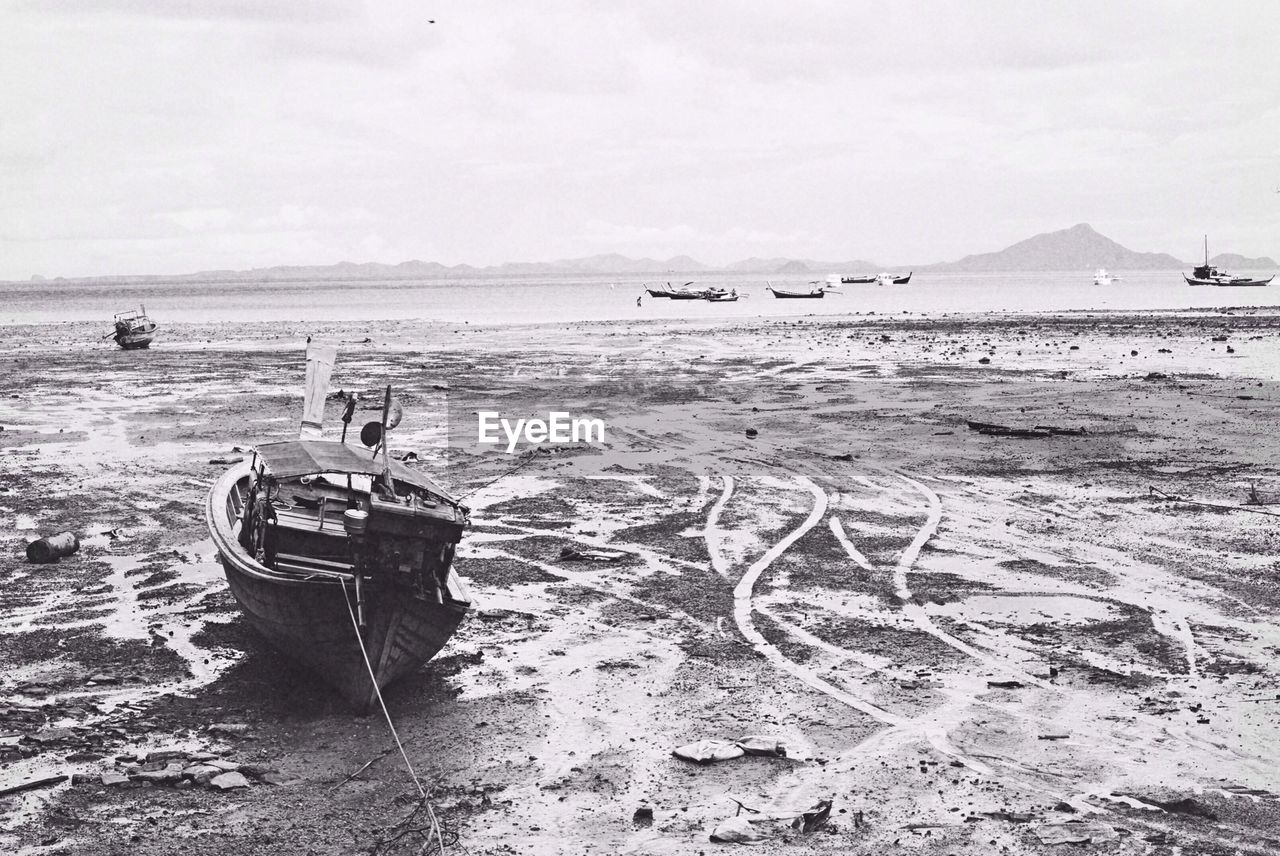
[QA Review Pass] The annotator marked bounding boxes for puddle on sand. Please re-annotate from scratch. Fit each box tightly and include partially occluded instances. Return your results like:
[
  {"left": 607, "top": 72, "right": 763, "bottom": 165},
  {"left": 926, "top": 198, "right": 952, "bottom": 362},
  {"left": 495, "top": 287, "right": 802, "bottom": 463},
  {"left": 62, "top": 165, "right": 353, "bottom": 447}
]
[
  {"left": 0, "top": 539, "right": 242, "bottom": 837},
  {"left": 464, "top": 475, "right": 561, "bottom": 514},
  {"left": 0, "top": 539, "right": 241, "bottom": 713}
]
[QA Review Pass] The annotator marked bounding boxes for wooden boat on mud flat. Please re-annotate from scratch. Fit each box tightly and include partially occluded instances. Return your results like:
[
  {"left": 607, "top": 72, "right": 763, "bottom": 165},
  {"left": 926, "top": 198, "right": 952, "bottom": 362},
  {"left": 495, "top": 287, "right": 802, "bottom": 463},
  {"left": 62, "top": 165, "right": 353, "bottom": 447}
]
[
  {"left": 205, "top": 343, "right": 471, "bottom": 712},
  {"left": 767, "top": 285, "right": 825, "bottom": 299},
  {"left": 110, "top": 306, "right": 157, "bottom": 350},
  {"left": 1184, "top": 236, "right": 1274, "bottom": 287},
  {"left": 706, "top": 289, "right": 740, "bottom": 302},
  {"left": 645, "top": 282, "right": 687, "bottom": 298},
  {"left": 841, "top": 275, "right": 876, "bottom": 284}
]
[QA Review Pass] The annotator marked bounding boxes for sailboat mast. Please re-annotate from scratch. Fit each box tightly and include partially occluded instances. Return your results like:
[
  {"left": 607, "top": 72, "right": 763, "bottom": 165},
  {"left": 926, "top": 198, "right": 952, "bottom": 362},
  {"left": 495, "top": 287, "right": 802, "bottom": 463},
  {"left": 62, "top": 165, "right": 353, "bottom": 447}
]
[{"left": 1204, "top": 235, "right": 1208, "bottom": 266}]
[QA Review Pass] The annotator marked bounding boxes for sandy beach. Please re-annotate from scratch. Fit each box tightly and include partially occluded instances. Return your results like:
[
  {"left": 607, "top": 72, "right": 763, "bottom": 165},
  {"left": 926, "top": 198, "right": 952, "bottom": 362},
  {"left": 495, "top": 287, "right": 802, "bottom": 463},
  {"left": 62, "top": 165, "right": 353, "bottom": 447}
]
[{"left": 3, "top": 308, "right": 1280, "bottom": 855}]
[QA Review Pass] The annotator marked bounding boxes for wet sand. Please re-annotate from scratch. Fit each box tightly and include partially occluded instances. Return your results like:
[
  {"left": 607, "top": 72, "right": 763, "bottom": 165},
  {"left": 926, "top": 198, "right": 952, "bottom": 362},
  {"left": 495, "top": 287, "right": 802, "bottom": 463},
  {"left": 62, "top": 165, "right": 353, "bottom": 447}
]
[{"left": 3, "top": 309, "right": 1280, "bottom": 854}]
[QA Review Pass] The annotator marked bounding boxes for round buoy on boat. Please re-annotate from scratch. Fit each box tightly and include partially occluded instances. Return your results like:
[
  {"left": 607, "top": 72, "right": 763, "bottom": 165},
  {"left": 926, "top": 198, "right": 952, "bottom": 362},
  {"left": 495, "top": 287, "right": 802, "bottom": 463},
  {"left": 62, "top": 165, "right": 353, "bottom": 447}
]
[
  {"left": 360, "top": 421, "right": 383, "bottom": 447},
  {"left": 745, "top": 427, "right": 758, "bottom": 439}
]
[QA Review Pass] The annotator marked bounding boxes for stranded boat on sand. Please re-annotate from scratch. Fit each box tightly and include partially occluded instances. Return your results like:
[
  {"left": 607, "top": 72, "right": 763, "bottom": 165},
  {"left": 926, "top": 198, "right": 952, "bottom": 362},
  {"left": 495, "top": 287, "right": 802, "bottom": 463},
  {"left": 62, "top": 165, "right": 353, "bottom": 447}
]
[
  {"left": 110, "top": 306, "right": 157, "bottom": 349},
  {"left": 1184, "top": 237, "right": 1274, "bottom": 287},
  {"left": 205, "top": 343, "right": 471, "bottom": 712}
]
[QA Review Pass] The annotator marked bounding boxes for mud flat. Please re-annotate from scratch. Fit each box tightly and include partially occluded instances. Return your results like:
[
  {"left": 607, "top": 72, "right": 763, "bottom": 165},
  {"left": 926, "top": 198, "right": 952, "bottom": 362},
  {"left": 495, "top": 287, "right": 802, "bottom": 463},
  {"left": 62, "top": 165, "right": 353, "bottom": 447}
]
[{"left": 3, "top": 308, "right": 1280, "bottom": 854}]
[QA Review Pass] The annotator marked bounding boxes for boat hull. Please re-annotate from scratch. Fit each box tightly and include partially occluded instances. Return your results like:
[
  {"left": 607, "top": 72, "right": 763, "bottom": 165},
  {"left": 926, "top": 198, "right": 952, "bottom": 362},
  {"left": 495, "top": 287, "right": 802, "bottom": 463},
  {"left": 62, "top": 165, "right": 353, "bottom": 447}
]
[
  {"left": 767, "top": 287, "right": 824, "bottom": 299},
  {"left": 1183, "top": 273, "right": 1273, "bottom": 287},
  {"left": 116, "top": 333, "right": 154, "bottom": 350},
  {"left": 206, "top": 463, "right": 470, "bottom": 712},
  {"left": 218, "top": 554, "right": 465, "bottom": 711}
]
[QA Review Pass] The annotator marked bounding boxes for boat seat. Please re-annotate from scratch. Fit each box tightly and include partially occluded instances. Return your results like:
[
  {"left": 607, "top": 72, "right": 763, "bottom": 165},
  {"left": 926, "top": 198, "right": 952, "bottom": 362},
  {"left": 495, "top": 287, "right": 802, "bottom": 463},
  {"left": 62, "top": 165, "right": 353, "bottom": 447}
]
[
  {"left": 274, "top": 552, "right": 356, "bottom": 577},
  {"left": 271, "top": 503, "right": 351, "bottom": 537}
]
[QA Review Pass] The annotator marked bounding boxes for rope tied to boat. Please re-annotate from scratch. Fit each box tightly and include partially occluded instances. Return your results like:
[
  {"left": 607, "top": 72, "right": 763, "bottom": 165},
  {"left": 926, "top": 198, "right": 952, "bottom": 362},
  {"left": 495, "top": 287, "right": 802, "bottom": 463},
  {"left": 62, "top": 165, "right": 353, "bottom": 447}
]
[
  {"left": 340, "top": 580, "right": 448, "bottom": 855},
  {"left": 455, "top": 444, "right": 543, "bottom": 502}
]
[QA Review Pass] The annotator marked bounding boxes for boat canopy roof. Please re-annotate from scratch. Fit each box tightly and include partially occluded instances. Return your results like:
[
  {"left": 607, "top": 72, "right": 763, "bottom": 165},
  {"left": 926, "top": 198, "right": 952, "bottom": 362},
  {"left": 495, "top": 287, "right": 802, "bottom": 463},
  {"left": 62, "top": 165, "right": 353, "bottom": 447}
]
[{"left": 256, "top": 440, "right": 457, "bottom": 503}]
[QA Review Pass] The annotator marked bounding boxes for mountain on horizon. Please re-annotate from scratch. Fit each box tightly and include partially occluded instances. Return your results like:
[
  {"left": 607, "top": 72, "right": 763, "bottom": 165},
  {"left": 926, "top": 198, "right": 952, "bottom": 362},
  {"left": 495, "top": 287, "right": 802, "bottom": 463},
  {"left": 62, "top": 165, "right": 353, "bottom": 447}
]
[
  {"left": 18, "top": 223, "right": 1274, "bottom": 284},
  {"left": 920, "top": 223, "right": 1185, "bottom": 272},
  {"left": 1208, "top": 253, "right": 1278, "bottom": 270}
]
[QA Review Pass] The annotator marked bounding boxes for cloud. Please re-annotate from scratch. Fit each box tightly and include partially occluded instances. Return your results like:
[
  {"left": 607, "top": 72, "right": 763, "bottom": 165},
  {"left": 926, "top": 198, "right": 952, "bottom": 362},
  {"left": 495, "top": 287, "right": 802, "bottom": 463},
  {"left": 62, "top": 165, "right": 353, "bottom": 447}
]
[
  {"left": 21, "top": 0, "right": 350, "bottom": 23},
  {"left": 2, "top": 2, "right": 1279, "bottom": 278}
]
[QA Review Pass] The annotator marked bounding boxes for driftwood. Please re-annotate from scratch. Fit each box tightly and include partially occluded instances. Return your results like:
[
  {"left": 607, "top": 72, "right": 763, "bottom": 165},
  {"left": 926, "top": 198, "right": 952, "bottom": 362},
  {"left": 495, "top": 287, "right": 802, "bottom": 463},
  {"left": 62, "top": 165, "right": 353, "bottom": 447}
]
[
  {"left": 967, "top": 421, "right": 1049, "bottom": 438},
  {"left": 966, "top": 420, "right": 1086, "bottom": 438},
  {"left": 0, "top": 774, "right": 69, "bottom": 797}
]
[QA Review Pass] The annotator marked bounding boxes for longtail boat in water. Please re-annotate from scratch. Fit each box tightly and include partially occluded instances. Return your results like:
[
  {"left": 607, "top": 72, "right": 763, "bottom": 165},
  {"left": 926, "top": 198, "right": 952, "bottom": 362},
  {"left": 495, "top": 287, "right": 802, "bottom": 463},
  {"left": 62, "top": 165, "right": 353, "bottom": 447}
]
[
  {"left": 110, "top": 306, "right": 157, "bottom": 350},
  {"left": 205, "top": 342, "right": 471, "bottom": 712},
  {"left": 1184, "top": 236, "right": 1273, "bottom": 287},
  {"left": 767, "top": 283, "right": 826, "bottom": 299}
]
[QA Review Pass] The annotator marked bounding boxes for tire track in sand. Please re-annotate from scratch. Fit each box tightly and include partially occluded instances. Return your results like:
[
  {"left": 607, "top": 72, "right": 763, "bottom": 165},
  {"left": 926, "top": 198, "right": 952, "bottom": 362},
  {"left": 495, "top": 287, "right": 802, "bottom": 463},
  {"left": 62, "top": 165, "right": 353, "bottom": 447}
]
[
  {"left": 725, "top": 474, "right": 907, "bottom": 728},
  {"left": 719, "top": 471, "right": 1280, "bottom": 850},
  {"left": 834, "top": 473, "right": 1052, "bottom": 689},
  {"left": 705, "top": 474, "right": 735, "bottom": 579}
]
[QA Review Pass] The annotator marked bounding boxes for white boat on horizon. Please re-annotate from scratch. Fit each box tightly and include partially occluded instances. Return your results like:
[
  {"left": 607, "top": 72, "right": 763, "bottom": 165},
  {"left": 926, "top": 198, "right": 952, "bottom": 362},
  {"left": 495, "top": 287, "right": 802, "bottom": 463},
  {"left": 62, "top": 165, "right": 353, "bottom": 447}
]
[{"left": 1092, "top": 268, "right": 1120, "bottom": 285}]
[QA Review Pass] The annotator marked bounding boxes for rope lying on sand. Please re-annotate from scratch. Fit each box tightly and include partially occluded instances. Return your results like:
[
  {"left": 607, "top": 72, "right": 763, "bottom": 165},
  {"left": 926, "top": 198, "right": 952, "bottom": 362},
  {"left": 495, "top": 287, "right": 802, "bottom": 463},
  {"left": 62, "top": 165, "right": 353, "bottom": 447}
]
[
  {"left": 1148, "top": 487, "right": 1280, "bottom": 518},
  {"left": 341, "top": 582, "right": 449, "bottom": 856}
]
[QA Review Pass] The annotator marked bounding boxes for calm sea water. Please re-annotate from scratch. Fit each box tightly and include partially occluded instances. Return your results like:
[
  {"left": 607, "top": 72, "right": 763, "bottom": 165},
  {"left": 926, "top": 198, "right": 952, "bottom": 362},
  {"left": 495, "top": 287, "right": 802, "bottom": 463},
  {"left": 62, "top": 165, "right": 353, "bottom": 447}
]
[{"left": 2, "top": 270, "right": 1276, "bottom": 327}]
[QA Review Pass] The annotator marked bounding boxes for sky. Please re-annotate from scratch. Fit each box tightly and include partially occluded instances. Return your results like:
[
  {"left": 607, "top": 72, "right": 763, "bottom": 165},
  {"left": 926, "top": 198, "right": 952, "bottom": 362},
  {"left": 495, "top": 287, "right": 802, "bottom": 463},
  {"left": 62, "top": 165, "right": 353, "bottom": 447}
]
[{"left": 2, "top": 1, "right": 1278, "bottom": 279}]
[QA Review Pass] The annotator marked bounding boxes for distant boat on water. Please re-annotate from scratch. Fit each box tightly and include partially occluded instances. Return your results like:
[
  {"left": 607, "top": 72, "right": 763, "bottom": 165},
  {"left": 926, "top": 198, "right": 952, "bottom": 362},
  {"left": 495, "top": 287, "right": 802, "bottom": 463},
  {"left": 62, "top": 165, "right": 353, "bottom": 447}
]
[
  {"left": 651, "top": 282, "right": 731, "bottom": 300},
  {"left": 110, "top": 306, "right": 157, "bottom": 349},
  {"left": 1184, "top": 236, "right": 1274, "bottom": 287},
  {"left": 875, "top": 272, "right": 912, "bottom": 285},
  {"left": 1092, "top": 268, "right": 1120, "bottom": 285},
  {"left": 767, "top": 282, "right": 826, "bottom": 299},
  {"left": 840, "top": 274, "right": 876, "bottom": 284},
  {"left": 668, "top": 283, "right": 709, "bottom": 300},
  {"left": 646, "top": 281, "right": 695, "bottom": 298}
]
